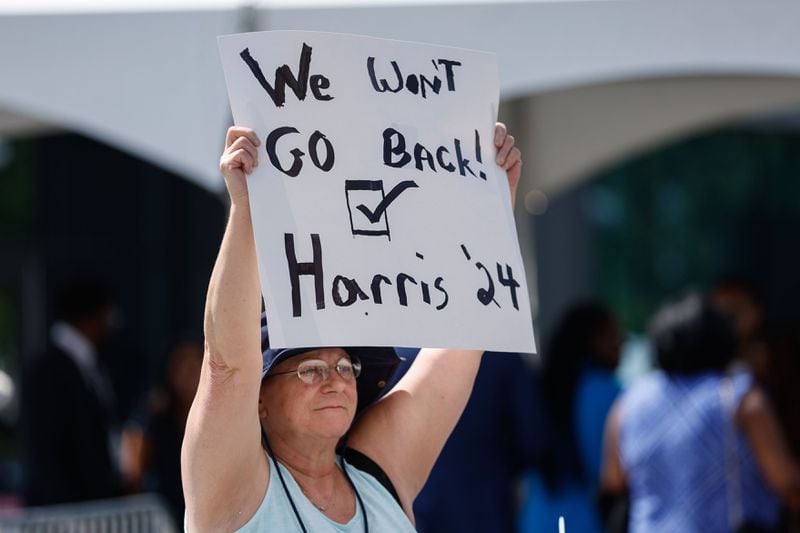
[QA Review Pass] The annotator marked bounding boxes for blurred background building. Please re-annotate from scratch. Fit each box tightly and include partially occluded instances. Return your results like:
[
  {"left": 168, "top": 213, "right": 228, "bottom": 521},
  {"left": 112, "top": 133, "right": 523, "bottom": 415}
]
[{"left": 1, "top": 0, "right": 800, "bottom": 529}]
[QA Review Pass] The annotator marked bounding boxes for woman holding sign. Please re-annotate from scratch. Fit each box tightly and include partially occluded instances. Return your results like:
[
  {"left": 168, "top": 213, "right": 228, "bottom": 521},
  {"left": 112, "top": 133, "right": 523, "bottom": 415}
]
[{"left": 181, "top": 124, "right": 521, "bottom": 532}]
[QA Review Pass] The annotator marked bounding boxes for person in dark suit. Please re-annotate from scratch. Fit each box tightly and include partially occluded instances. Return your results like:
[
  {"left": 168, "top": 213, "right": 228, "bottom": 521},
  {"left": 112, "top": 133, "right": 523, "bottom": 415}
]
[{"left": 21, "top": 277, "right": 121, "bottom": 506}]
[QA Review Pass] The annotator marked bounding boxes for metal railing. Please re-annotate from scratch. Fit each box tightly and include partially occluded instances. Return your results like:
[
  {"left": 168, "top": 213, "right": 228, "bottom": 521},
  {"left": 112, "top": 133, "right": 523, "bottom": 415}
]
[{"left": 0, "top": 494, "right": 178, "bottom": 533}]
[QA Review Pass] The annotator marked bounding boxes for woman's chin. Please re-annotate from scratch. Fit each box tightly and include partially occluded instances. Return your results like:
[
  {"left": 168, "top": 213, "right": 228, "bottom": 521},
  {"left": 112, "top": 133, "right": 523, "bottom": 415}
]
[{"left": 312, "top": 408, "right": 354, "bottom": 436}]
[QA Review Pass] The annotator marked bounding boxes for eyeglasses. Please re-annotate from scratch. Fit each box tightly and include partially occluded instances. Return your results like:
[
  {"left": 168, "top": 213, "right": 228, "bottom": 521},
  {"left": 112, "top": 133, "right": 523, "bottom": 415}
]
[{"left": 267, "top": 356, "right": 361, "bottom": 385}]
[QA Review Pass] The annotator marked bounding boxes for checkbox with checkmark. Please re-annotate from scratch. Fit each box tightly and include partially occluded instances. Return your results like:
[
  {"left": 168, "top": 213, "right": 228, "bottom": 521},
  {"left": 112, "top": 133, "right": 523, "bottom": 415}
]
[{"left": 345, "top": 179, "right": 419, "bottom": 240}]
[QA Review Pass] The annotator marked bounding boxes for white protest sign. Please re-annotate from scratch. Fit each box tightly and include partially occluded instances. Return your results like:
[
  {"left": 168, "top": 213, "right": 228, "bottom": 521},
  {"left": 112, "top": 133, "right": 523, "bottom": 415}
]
[{"left": 218, "top": 31, "right": 536, "bottom": 353}]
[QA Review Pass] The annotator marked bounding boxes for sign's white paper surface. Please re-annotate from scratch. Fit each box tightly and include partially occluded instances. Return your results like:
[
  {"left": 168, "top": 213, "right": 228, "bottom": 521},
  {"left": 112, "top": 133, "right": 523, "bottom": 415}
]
[{"left": 218, "top": 30, "right": 536, "bottom": 353}]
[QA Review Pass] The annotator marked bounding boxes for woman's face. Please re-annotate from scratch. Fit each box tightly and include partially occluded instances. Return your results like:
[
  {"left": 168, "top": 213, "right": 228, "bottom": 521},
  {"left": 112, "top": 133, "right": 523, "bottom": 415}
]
[{"left": 259, "top": 348, "right": 358, "bottom": 442}]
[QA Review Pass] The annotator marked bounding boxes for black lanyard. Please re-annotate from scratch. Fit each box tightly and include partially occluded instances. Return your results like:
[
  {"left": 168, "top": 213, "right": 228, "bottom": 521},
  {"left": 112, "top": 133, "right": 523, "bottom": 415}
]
[{"left": 262, "top": 430, "right": 369, "bottom": 533}]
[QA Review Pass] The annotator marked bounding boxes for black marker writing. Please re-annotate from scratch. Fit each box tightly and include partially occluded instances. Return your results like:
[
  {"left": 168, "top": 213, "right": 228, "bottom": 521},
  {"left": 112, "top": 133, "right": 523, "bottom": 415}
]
[
  {"left": 474, "top": 129, "right": 486, "bottom": 179},
  {"left": 370, "top": 275, "right": 391, "bottom": 304},
  {"left": 475, "top": 261, "right": 499, "bottom": 308},
  {"left": 266, "top": 127, "right": 335, "bottom": 177},
  {"left": 332, "top": 275, "right": 369, "bottom": 307},
  {"left": 397, "top": 273, "right": 417, "bottom": 306},
  {"left": 461, "top": 244, "right": 521, "bottom": 310},
  {"left": 496, "top": 263, "right": 521, "bottom": 310},
  {"left": 285, "top": 233, "right": 449, "bottom": 315},
  {"left": 434, "top": 277, "right": 448, "bottom": 310},
  {"left": 285, "top": 233, "right": 325, "bottom": 317},
  {"left": 240, "top": 43, "right": 333, "bottom": 108},
  {"left": 367, "top": 57, "right": 462, "bottom": 98},
  {"left": 355, "top": 180, "right": 419, "bottom": 223},
  {"left": 383, "top": 128, "right": 486, "bottom": 180}
]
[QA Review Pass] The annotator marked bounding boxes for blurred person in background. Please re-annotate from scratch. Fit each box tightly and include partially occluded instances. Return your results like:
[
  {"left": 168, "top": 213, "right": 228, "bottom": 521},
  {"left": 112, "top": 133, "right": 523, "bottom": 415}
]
[
  {"left": 761, "top": 327, "right": 800, "bottom": 460},
  {"left": 20, "top": 277, "right": 121, "bottom": 505},
  {"left": 713, "top": 278, "right": 800, "bottom": 529},
  {"left": 712, "top": 278, "right": 768, "bottom": 381},
  {"left": 519, "top": 301, "right": 623, "bottom": 533},
  {"left": 120, "top": 339, "right": 202, "bottom": 525},
  {"left": 600, "top": 291, "right": 800, "bottom": 532},
  {"left": 389, "top": 348, "right": 545, "bottom": 533},
  {"left": 760, "top": 326, "right": 800, "bottom": 530}
]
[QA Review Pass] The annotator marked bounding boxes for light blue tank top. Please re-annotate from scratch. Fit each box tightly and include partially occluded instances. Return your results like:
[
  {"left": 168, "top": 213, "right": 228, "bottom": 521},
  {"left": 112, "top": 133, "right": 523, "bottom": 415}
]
[
  {"left": 618, "top": 371, "right": 780, "bottom": 533},
  {"left": 235, "top": 456, "right": 416, "bottom": 532}
]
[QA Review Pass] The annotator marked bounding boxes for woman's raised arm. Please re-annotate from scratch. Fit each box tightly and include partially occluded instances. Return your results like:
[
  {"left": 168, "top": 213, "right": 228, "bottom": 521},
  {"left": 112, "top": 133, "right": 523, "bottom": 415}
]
[{"left": 182, "top": 127, "right": 268, "bottom": 532}]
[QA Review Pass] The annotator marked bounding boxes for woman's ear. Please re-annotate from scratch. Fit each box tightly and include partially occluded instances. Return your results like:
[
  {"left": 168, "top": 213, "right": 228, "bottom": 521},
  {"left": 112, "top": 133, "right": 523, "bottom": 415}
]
[{"left": 257, "top": 387, "right": 269, "bottom": 418}]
